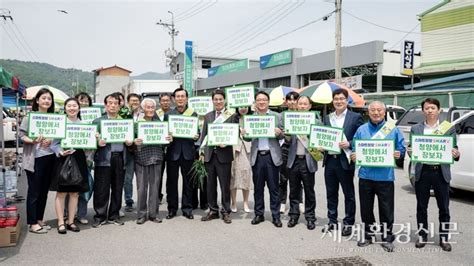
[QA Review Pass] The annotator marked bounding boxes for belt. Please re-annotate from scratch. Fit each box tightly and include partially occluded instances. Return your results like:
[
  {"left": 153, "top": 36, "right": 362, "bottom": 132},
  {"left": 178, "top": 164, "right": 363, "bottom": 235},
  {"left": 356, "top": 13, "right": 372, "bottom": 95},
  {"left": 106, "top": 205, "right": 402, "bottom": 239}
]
[
  {"left": 111, "top": 152, "right": 123, "bottom": 156},
  {"left": 422, "top": 164, "right": 441, "bottom": 171},
  {"left": 258, "top": 150, "right": 270, "bottom": 156},
  {"left": 296, "top": 155, "right": 305, "bottom": 159},
  {"left": 329, "top": 154, "right": 340, "bottom": 159}
]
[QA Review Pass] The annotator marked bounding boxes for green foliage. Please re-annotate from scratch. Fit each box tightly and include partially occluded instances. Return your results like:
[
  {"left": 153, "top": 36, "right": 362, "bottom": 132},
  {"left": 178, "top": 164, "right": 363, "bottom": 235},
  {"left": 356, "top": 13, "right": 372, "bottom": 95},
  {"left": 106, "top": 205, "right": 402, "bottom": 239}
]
[
  {"left": 189, "top": 159, "right": 207, "bottom": 189},
  {"left": 0, "top": 59, "right": 94, "bottom": 96}
]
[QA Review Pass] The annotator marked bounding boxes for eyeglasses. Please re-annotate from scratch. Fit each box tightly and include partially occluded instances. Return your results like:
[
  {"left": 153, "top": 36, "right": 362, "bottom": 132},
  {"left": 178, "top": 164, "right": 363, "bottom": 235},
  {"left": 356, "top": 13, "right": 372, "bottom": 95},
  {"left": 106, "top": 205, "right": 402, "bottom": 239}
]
[
  {"left": 333, "top": 97, "right": 347, "bottom": 102},
  {"left": 256, "top": 98, "right": 269, "bottom": 102}
]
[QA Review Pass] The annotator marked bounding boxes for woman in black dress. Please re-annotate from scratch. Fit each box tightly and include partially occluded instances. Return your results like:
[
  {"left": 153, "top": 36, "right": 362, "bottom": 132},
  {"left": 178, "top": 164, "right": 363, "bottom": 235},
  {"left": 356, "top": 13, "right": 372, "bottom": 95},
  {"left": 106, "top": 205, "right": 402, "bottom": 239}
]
[{"left": 51, "top": 98, "right": 89, "bottom": 234}]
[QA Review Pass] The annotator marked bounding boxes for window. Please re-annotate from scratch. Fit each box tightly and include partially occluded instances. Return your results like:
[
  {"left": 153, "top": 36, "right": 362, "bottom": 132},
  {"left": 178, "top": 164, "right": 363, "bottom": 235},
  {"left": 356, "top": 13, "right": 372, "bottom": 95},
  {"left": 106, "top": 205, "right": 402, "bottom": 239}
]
[
  {"left": 459, "top": 115, "right": 474, "bottom": 134},
  {"left": 202, "top": 60, "right": 212, "bottom": 69}
]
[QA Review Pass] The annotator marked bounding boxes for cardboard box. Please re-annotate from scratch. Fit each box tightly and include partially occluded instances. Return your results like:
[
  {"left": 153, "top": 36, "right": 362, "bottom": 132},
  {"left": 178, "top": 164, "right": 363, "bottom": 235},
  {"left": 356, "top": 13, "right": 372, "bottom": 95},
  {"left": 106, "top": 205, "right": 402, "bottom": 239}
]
[{"left": 0, "top": 217, "right": 20, "bottom": 248}]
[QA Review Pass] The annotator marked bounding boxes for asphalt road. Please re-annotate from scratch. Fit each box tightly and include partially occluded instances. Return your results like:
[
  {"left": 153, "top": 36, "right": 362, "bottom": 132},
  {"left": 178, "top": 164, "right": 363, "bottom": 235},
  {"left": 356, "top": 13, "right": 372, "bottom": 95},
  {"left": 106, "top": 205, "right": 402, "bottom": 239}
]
[{"left": 1, "top": 165, "right": 473, "bottom": 264}]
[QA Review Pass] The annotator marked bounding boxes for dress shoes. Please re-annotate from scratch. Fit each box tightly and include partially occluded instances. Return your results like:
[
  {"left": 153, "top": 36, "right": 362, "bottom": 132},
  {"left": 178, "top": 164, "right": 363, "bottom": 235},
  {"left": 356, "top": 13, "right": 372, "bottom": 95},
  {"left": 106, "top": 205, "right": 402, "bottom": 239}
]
[
  {"left": 136, "top": 218, "right": 146, "bottom": 225},
  {"left": 223, "top": 213, "right": 232, "bottom": 224},
  {"left": 440, "top": 240, "right": 452, "bottom": 252},
  {"left": 307, "top": 220, "right": 316, "bottom": 230},
  {"left": 381, "top": 242, "right": 395, "bottom": 252},
  {"left": 415, "top": 238, "right": 427, "bottom": 248},
  {"left": 201, "top": 212, "right": 219, "bottom": 221},
  {"left": 166, "top": 212, "right": 176, "bottom": 219},
  {"left": 287, "top": 218, "right": 298, "bottom": 228},
  {"left": 341, "top": 226, "right": 352, "bottom": 236},
  {"left": 272, "top": 218, "right": 283, "bottom": 228},
  {"left": 357, "top": 238, "right": 373, "bottom": 247},
  {"left": 183, "top": 213, "right": 194, "bottom": 220},
  {"left": 321, "top": 223, "right": 337, "bottom": 233},
  {"left": 251, "top": 215, "right": 265, "bottom": 225}
]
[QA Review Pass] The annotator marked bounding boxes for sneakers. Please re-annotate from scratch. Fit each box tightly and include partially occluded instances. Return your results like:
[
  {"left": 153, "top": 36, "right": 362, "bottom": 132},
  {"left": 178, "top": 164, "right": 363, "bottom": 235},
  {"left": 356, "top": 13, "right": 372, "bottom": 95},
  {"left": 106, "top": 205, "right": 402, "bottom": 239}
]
[
  {"left": 280, "top": 204, "right": 286, "bottom": 213},
  {"left": 381, "top": 242, "right": 395, "bottom": 252},
  {"left": 109, "top": 219, "right": 124, "bottom": 226},
  {"left": 201, "top": 212, "right": 219, "bottom": 222},
  {"left": 92, "top": 220, "right": 107, "bottom": 228},
  {"left": 125, "top": 204, "right": 134, "bottom": 212}
]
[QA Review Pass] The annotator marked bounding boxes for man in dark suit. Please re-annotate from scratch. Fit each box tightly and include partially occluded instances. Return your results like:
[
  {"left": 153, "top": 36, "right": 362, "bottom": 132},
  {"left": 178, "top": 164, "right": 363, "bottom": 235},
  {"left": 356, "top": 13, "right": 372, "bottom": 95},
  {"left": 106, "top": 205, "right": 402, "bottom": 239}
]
[
  {"left": 409, "top": 98, "right": 460, "bottom": 252},
  {"left": 164, "top": 87, "right": 199, "bottom": 220},
  {"left": 199, "top": 89, "right": 238, "bottom": 224},
  {"left": 322, "top": 89, "right": 364, "bottom": 236},
  {"left": 243, "top": 91, "right": 285, "bottom": 228}
]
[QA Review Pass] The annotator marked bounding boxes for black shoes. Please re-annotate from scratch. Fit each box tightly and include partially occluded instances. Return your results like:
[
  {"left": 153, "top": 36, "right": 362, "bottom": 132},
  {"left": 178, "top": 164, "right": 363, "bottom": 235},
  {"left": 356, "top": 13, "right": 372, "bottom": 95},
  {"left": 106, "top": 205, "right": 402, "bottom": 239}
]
[
  {"left": 109, "top": 219, "right": 124, "bottom": 226},
  {"left": 381, "top": 242, "right": 395, "bottom": 252},
  {"left": 166, "top": 212, "right": 176, "bottom": 219},
  {"left": 149, "top": 217, "right": 162, "bottom": 223},
  {"left": 341, "top": 226, "right": 352, "bottom": 236},
  {"left": 287, "top": 218, "right": 298, "bottom": 228},
  {"left": 251, "top": 215, "right": 265, "bottom": 225},
  {"left": 92, "top": 220, "right": 107, "bottom": 228},
  {"left": 57, "top": 224, "right": 67, "bottom": 234},
  {"left": 183, "top": 213, "right": 194, "bottom": 220},
  {"left": 272, "top": 218, "right": 282, "bottom": 228},
  {"left": 136, "top": 218, "right": 146, "bottom": 225},
  {"left": 357, "top": 238, "right": 373, "bottom": 247},
  {"left": 66, "top": 223, "right": 80, "bottom": 232},
  {"left": 440, "top": 240, "right": 452, "bottom": 252},
  {"left": 201, "top": 212, "right": 219, "bottom": 222},
  {"left": 321, "top": 223, "right": 337, "bottom": 233},
  {"left": 307, "top": 221, "right": 316, "bottom": 230},
  {"left": 415, "top": 238, "right": 427, "bottom": 248}
]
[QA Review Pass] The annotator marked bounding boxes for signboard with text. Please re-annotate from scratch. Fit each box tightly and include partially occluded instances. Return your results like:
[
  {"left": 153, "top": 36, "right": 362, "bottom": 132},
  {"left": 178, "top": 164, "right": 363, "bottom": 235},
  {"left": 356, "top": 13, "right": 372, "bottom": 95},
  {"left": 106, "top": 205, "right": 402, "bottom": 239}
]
[
  {"left": 355, "top": 140, "right": 395, "bottom": 167},
  {"left": 208, "top": 59, "right": 249, "bottom": 77},
  {"left": 283, "top": 111, "right": 316, "bottom": 135},
  {"left": 225, "top": 85, "right": 255, "bottom": 107},
  {"left": 411, "top": 135, "right": 453, "bottom": 164},
  {"left": 207, "top": 123, "right": 239, "bottom": 146},
  {"left": 137, "top": 122, "right": 170, "bottom": 145},
  {"left": 80, "top": 107, "right": 102, "bottom": 124},
  {"left": 188, "top": 97, "right": 213, "bottom": 116},
  {"left": 28, "top": 113, "right": 67, "bottom": 139},
  {"left": 309, "top": 125, "right": 344, "bottom": 153},
  {"left": 100, "top": 119, "right": 134, "bottom": 143},
  {"left": 184, "top": 40, "right": 193, "bottom": 95},
  {"left": 61, "top": 124, "right": 98, "bottom": 149},
  {"left": 401, "top": 40, "right": 415, "bottom": 76},
  {"left": 168, "top": 115, "right": 199, "bottom": 139},
  {"left": 260, "top": 49, "right": 292, "bottom": 69},
  {"left": 243, "top": 115, "right": 277, "bottom": 138}
]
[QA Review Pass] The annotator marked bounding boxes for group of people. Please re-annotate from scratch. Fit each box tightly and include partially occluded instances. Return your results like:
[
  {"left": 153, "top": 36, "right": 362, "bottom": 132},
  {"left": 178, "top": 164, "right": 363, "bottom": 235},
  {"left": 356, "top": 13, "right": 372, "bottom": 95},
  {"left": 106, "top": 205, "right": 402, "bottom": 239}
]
[{"left": 20, "top": 86, "right": 460, "bottom": 253}]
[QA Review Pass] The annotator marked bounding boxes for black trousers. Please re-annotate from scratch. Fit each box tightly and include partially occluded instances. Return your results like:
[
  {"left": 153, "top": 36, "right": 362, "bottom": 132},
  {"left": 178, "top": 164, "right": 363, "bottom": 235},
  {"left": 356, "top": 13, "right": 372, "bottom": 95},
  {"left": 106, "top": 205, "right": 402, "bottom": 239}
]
[
  {"left": 324, "top": 155, "right": 356, "bottom": 225},
  {"left": 26, "top": 154, "right": 55, "bottom": 225},
  {"left": 94, "top": 153, "right": 124, "bottom": 222},
  {"left": 288, "top": 158, "right": 316, "bottom": 222},
  {"left": 205, "top": 153, "right": 231, "bottom": 214},
  {"left": 359, "top": 178, "right": 395, "bottom": 242},
  {"left": 252, "top": 154, "right": 280, "bottom": 219},
  {"left": 415, "top": 165, "right": 450, "bottom": 241},
  {"left": 279, "top": 144, "right": 290, "bottom": 204},
  {"left": 166, "top": 156, "right": 193, "bottom": 215}
]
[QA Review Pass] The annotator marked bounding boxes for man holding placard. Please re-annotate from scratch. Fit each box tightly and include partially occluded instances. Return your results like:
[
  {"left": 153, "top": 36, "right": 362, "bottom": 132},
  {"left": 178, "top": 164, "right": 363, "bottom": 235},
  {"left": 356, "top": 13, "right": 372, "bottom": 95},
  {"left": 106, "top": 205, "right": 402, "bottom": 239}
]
[
  {"left": 92, "top": 93, "right": 133, "bottom": 228},
  {"left": 351, "top": 101, "right": 405, "bottom": 252},
  {"left": 321, "top": 89, "right": 364, "bottom": 236},
  {"left": 164, "top": 87, "right": 200, "bottom": 220},
  {"left": 285, "top": 96, "right": 320, "bottom": 230},
  {"left": 199, "top": 89, "right": 239, "bottom": 224},
  {"left": 409, "top": 98, "right": 460, "bottom": 252},
  {"left": 242, "top": 91, "right": 284, "bottom": 228}
]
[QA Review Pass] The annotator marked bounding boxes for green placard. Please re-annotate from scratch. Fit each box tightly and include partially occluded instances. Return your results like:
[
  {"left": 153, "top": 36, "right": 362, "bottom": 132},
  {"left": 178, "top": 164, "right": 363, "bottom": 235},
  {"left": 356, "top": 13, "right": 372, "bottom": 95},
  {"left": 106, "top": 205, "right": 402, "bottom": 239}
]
[
  {"left": 355, "top": 139, "right": 396, "bottom": 167},
  {"left": 225, "top": 85, "right": 255, "bottom": 108},
  {"left": 188, "top": 97, "right": 214, "bottom": 116},
  {"left": 308, "top": 125, "right": 344, "bottom": 153},
  {"left": 137, "top": 121, "right": 170, "bottom": 145},
  {"left": 80, "top": 107, "right": 102, "bottom": 124},
  {"left": 260, "top": 49, "right": 292, "bottom": 69},
  {"left": 168, "top": 115, "right": 199, "bottom": 139},
  {"left": 28, "top": 113, "right": 67, "bottom": 139},
  {"left": 283, "top": 111, "right": 316, "bottom": 135},
  {"left": 411, "top": 134, "right": 454, "bottom": 164},
  {"left": 207, "top": 123, "right": 239, "bottom": 146},
  {"left": 100, "top": 119, "right": 134, "bottom": 143},
  {"left": 243, "top": 114, "right": 277, "bottom": 138},
  {"left": 61, "top": 123, "right": 98, "bottom": 149}
]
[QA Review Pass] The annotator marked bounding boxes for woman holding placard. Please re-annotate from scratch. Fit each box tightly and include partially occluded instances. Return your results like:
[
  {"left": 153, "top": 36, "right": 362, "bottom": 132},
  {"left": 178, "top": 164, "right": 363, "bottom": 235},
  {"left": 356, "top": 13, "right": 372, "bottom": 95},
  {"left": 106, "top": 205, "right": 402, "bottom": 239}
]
[
  {"left": 19, "top": 88, "right": 58, "bottom": 234},
  {"left": 230, "top": 106, "right": 253, "bottom": 213}
]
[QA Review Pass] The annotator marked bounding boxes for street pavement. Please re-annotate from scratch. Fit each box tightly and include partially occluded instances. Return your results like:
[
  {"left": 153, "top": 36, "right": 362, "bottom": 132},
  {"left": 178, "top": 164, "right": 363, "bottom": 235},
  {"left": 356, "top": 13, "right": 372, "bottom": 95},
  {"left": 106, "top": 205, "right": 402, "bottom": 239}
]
[{"left": 1, "top": 165, "right": 473, "bottom": 264}]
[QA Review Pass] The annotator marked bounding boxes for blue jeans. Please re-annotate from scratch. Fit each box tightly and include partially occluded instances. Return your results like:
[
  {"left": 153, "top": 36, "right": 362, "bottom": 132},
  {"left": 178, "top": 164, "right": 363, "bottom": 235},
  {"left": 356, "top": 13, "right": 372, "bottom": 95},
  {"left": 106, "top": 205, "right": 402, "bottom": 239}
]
[{"left": 124, "top": 156, "right": 135, "bottom": 206}]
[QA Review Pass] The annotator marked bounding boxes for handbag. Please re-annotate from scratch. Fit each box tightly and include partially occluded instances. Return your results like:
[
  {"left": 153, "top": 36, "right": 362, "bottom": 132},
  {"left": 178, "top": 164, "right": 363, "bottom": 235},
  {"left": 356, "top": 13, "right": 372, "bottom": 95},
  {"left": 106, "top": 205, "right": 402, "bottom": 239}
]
[{"left": 58, "top": 155, "right": 82, "bottom": 187}]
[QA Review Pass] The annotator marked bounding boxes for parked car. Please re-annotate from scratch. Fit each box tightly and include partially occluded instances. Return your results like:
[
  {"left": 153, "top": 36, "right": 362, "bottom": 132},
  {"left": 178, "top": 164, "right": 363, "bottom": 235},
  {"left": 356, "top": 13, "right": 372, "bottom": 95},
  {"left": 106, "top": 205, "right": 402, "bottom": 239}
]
[
  {"left": 2, "top": 109, "right": 17, "bottom": 143},
  {"left": 404, "top": 111, "right": 474, "bottom": 192},
  {"left": 395, "top": 106, "right": 473, "bottom": 167}
]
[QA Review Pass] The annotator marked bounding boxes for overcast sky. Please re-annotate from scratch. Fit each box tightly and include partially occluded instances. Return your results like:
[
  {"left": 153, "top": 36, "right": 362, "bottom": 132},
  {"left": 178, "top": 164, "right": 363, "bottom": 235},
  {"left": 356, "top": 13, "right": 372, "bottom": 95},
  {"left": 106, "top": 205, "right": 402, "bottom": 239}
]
[{"left": 1, "top": 0, "right": 440, "bottom": 75}]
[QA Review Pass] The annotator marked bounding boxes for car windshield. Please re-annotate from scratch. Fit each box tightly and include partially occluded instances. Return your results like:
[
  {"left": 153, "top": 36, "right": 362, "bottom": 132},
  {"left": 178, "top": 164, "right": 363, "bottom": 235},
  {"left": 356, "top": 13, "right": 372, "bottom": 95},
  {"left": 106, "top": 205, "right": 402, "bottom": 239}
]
[{"left": 397, "top": 110, "right": 448, "bottom": 126}]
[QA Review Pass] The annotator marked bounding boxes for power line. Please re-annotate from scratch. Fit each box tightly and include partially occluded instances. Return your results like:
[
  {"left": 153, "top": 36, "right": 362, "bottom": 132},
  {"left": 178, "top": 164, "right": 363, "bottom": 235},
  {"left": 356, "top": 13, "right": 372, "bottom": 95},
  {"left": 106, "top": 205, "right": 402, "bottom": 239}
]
[
  {"left": 6, "top": 21, "right": 39, "bottom": 61},
  {"left": 343, "top": 10, "right": 474, "bottom": 36},
  {"left": 175, "top": 0, "right": 218, "bottom": 23},
  {"left": 0, "top": 22, "right": 30, "bottom": 60},
  {"left": 200, "top": 1, "right": 286, "bottom": 54},
  {"left": 212, "top": 0, "right": 305, "bottom": 57},
  {"left": 227, "top": 10, "right": 336, "bottom": 58},
  {"left": 10, "top": 22, "right": 40, "bottom": 61},
  {"left": 387, "top": 23, "right": 420, "bottom": 51},
  {"left": 166, "top": 1, "right": 205, "bottom": 23}
]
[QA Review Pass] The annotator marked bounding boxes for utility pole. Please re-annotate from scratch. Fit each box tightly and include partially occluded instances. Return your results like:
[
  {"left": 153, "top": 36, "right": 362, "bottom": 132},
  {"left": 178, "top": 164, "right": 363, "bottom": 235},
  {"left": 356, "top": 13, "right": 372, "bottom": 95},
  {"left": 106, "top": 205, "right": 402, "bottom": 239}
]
[
  {"left": 335, "top": 0, "right": 342, "bottom": 83},
  {"left": 157, "top": 11, "right": 179, "bottom": 78}
]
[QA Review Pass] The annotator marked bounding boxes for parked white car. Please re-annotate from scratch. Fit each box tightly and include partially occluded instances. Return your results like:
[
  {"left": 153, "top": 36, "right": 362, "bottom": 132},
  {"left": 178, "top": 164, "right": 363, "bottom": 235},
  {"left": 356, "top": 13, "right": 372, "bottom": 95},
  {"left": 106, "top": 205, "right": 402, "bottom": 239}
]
[{"left": 404, "top": 111, "right": 474, "bottom": 192}]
